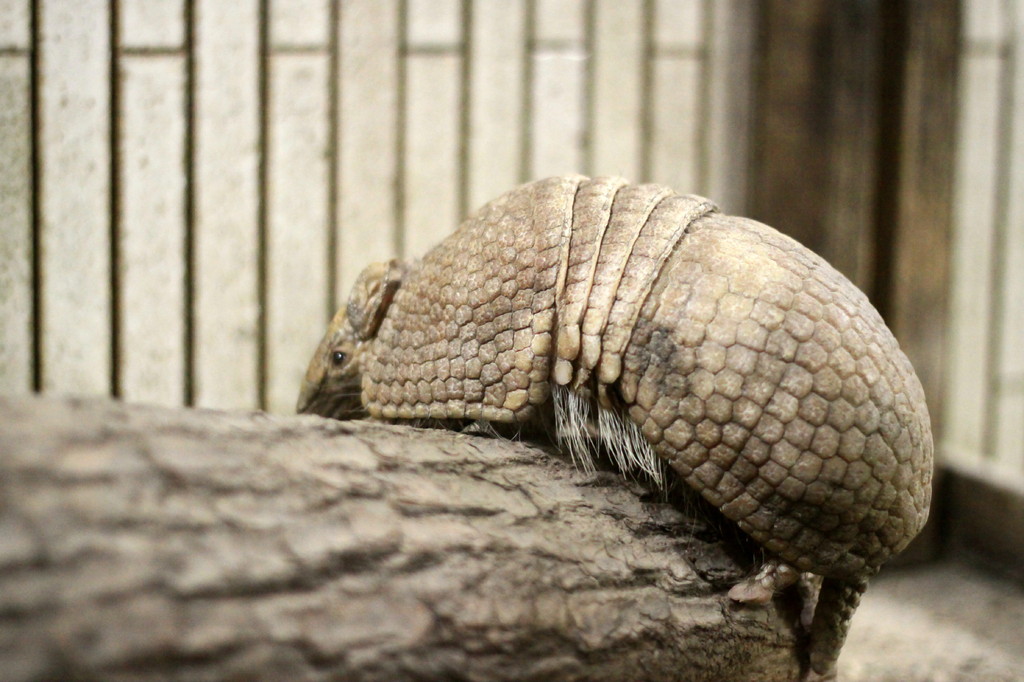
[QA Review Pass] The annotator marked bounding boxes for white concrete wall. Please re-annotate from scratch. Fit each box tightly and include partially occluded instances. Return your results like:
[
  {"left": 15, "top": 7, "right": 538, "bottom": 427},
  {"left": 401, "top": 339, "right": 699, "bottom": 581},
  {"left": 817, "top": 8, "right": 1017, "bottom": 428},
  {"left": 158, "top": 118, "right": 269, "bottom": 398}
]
[{"left": 0, "top": 0, "right": 756, "bottom": 414}]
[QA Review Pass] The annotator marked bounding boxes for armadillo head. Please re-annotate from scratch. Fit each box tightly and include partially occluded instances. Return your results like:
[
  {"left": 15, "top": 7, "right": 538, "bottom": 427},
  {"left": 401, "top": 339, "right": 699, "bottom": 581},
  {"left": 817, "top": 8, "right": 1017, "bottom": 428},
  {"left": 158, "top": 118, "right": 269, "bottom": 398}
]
[{"left": 296, "top": 260, "right": 405, "bottom": 419}]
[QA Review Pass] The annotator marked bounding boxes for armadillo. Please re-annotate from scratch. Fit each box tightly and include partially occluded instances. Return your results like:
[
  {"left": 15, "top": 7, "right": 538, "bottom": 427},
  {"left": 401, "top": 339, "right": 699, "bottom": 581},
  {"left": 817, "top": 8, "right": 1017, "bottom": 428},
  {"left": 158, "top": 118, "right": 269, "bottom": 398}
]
[{"left": 297, "top": 175, "right": 933, "bottom": 678}]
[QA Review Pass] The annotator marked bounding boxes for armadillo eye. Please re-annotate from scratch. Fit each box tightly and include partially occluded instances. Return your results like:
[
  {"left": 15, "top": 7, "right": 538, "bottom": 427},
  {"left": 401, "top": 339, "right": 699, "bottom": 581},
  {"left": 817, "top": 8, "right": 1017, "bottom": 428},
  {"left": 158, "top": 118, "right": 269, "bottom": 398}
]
[{"left": 331, "top": 350, "right": 347, "bottom": 367}]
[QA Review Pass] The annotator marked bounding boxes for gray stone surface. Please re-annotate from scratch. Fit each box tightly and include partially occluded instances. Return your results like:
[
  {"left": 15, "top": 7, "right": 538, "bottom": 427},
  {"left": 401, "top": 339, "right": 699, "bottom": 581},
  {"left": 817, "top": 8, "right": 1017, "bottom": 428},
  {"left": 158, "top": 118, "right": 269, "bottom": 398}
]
[{"left": 842, "top": 559, "right": 1024, "bottom": 681}]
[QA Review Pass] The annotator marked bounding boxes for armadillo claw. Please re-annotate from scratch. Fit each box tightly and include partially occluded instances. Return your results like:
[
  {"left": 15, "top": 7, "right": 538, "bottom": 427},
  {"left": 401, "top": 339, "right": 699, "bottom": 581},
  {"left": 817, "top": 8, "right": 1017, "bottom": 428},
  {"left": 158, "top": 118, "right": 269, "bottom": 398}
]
[{"left": 728, "top": 559, "right": 801, "bottom": 605}]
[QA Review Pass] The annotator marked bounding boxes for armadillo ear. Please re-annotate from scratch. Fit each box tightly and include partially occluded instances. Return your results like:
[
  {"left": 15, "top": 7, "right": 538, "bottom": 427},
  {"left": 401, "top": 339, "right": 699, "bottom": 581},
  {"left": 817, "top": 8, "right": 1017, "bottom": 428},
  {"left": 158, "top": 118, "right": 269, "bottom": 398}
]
[{"left": 346, "top": 259, "right": 405, "bottom": 340}]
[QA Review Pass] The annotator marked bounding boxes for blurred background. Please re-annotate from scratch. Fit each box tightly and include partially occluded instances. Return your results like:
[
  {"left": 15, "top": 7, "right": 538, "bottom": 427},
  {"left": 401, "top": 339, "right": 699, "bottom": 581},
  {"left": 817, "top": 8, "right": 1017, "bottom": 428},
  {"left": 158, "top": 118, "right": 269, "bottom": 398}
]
[{"left": 0, "top": 0, "right": 1021, "bottom": 583}]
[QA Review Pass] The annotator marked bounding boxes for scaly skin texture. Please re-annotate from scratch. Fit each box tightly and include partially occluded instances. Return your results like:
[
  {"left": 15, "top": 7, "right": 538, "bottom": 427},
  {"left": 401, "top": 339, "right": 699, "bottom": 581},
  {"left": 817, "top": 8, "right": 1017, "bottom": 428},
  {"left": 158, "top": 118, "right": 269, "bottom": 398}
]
[{"left": 298, "top": 176, "right": 934, "bottom": 679}]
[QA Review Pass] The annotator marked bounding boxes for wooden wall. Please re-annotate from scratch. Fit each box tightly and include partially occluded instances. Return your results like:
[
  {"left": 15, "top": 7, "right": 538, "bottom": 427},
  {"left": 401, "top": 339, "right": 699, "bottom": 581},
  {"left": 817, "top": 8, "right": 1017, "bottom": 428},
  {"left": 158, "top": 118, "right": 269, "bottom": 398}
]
[
  {"left": 944, "top": 0, "right": 1024, "bottom": 480},
  {"left": 944, "top": 0, "right": 1024, "bottom": 571},
  {"left": 0, "top": 0, "right": 756, "bottom": 414},
  {"left": 750, "top": 0, "right": 1024, "bottom": 571},
  {"left": 751, "top": 0, "right": 1018, "bottom": 484},
  {"left": 3, "top": 1, "right": 1023, "bottom": 549},
  {"left": 751, "top": 0, "right": 959, "bottom": 446}
]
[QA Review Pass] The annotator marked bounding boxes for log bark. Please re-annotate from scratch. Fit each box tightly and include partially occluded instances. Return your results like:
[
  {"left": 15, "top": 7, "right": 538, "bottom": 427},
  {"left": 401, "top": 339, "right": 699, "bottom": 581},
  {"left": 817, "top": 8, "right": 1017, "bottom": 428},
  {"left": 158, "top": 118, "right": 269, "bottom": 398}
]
[{"left": 0, "top": 395, "right": 803, "bottom": 681}]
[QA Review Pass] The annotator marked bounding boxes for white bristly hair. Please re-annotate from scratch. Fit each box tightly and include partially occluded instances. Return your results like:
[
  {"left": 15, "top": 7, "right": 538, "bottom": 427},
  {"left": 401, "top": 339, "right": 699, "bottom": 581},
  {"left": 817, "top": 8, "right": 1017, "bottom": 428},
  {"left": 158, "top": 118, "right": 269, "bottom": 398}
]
[
  {"left": 552, "top": 384, "right": 597, "bottom": 474},
  {"left": 552, "top": 384, "right": 666, "bottom": 487}
]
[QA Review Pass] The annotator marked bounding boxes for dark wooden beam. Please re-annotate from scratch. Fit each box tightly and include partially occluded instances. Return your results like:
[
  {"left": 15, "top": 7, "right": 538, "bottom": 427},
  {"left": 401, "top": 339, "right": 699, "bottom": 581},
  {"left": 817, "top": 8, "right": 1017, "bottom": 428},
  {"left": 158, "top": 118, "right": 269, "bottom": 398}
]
[
  {"left": 751, "top": 0, "right": 959, "bottom": 563},
  {"left": 878, "top": 0, "right": 958, "bottom": 441},
  {"left": 750, "top": 0, "right": 883, "bottom": 293}
]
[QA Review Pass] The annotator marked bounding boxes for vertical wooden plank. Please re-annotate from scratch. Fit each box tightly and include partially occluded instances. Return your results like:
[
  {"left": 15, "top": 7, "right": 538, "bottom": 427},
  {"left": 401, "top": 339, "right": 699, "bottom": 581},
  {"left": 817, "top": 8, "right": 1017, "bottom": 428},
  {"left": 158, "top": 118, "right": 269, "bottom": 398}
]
[
  {"left": 38, "top": 0, "right": 111, "bottom": 395},
  {"left": 338, "top": 0, "right": 399, "bottom": 296},
  {"left": 0, "top": 0, "right": 29, "bottom": 48},
  {"left": 646, "top": 0, "right": 704, "bottom": 192},
  {"left": 0, "top": 0, "right": 32, "bottom": 390},
  {"left": 466, "top": 0, "right": 525, "bottom": 209},
  {"left": 590, "top": 0, "right": 643, "bottom": 179},
  {"left": 404, "top": 55, "right": 463, "bottom": 258},
  {"left": 269, "top": 0, "right": 328, "bottom": 48},
  {"left": 266, "top": 54, "right": 329, "bottom": 414},
  {"left": 652, "top": 0, "right": 704, "bottom": 47},
  {"left": 118, "top": 0, "right": 186, "bottom": 406},
  {"left": 403, "top": 0, "right": 462, "bottom": 258},
  {"left": 265, "top": 0, "right": 330, "bottom": 413},
  {"left": 749, "top": 0, "right": 835, "bottom": 257},
  {"left": 883, "top": 0, "right": 959, "bottom": 447},
  {"left": 963, "top": 0, "right": 1006, "bottom": 45},
  {"left": 994, "top": 0, "right": 1024, "bottom": 472},
  {"left": 117, "top": 58, "right": 187, "bottom": 406},
  {"left": 530, "top": 0, "right": 585, "bottom": 180},
  {"left": 0, "top": 0, "right": 31, "bottom": 387},
  {"left": 193, "top": 0, "right": 260, "bottom": 409},
  {"left": 0, "top": 56, "right": 32, "bottom": 392},
  {"left": 407, "top": 0, "right": 461, "bottom": 48},
  {"left": 535, "top": 0, "right": 583, "bottom": 43},
  {"left": 943, "top": 42, "right": 1004, "bottom": 464},
  {"left": 750, "top": 1, "right": 885, "bottom": 289},
  {"left": 120, "top": 0, "right": 184, "bottom": 49},
  {"left": 702, "top": 0, "right": 755, "bottom": 214},
  {"left": 818, "top": 2, "right": 882, "bottom": 290},
  {"left": 531, "top": 53, "right": 586, "bottom": 179},
  {"left": 875, "top": 0, "right": 958, "bottom": 563},
  {"left": 648, "top": 57, "right": 702, "bottom": 193}
]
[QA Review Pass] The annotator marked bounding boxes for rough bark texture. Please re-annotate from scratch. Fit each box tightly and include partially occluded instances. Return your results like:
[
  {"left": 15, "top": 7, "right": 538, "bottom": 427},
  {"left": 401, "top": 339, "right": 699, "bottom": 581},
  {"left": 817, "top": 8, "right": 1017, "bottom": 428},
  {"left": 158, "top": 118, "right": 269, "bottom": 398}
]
[{"left": 0, "top": 395, "right": 803, "bottom": 681}]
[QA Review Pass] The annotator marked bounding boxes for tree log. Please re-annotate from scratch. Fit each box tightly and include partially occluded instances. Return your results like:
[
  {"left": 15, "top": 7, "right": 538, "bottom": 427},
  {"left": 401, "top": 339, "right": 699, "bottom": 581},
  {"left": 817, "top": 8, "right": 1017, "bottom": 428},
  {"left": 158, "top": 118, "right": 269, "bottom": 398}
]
[{"left": 0, "top": 395, "right": 803, "bottom": 681}]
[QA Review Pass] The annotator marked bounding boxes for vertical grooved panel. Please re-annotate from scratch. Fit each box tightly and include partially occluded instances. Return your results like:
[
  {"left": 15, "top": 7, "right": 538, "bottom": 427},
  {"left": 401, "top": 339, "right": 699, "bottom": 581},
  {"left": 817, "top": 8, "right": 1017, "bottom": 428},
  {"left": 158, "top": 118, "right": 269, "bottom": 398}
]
[
  {"left": 529, "top": 55, "right": 586, "bottom": 179},
  {"left": 407, "top": 0, "right": 461, "bottom": 48},
  {"left": 748, "top": 2, "right": 832, "bottom": 256},
  {"left": 193, "top": 0, "right": 260, "bottom": 408},
  {"left": 529, "top": 0, "right": 586, "bottom": 179},
  {"left": 530, "top": 52, "right": 586, "bottom": 178},
  {"left": 338, "top": 0, "right": 399, "bottom": 297},
  {"left": 653, "top": 0, "right": 704, "bottom": 49},
  {"left": 703, "top": 0, "right": 754, "bottom": 214},
  {"left": 466, "top": 0, "right": 525, "bottom": 209},
  {"left": 266, "top": 53, "right": 329, "bottom": 414},
  {"left": 0, "top": 0, "right": 29, "bottom": 48},
  {"left": 120, "top": 0, "right": 184, "bottom": 49},
  {"left": 945, "top": 53, "right": 1003, "bottom": 463},
  {"left": 995, "top": 0, "right": 1024, "bottom": 471},
  {"left": 118, "top": 57, "right": 186, "bottom": 406},
  {"left": 534, "top": 0, "right": 583, "bottom": 43},
  {"left": 38, "top": 0, "right": 111, "bottom": 394},
  {"left": 817, "top": 2, "right": 882, "bottom": 290},
  {"left": 269, "top": 0, "right": 328, "bottom": 49},
  {"left": 0, "top": 56, "right": 32, "bottom": 392},
  {"left": 591, "top": 0, "right": 643, "bottom": 178},
  {"left": 404, "top": 53, "right": 462, "bottom": 258},
  {"left": 3, "top": 0, "right": 764, "bottom": 416},
  {"left": 648, "top": 55, "right": 702, "bottom": 192},
  {"left": 964, "top": 0, "right": 1006, "bottom": 44},
  {"left": 880, "top": 0, "right": 957, "bottom": 512},
  {"left": 402, "top": 0, "right": 464, "bottom": 258}
]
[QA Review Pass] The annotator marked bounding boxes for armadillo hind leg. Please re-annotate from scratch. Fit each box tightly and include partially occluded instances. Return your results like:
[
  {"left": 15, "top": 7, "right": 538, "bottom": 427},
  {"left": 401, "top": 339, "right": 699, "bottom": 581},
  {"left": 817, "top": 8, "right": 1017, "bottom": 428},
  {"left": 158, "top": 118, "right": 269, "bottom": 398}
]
[
  {"left": 805, "top": 575, "right": 869, "bottom": 681},
  {"left": 727, "top": 558, "right": 801, "bottom": 605},
  {"left": 730, "top": 564, "right": 868, "bottom": 679}
]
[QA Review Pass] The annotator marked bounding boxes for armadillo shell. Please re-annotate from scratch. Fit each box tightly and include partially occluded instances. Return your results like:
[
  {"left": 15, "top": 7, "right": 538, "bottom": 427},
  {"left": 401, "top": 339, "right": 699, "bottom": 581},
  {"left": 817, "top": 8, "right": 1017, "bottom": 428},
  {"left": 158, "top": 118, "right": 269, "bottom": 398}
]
[{"left": 362, "top": 175, "right": 933, "bottom": 579}]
